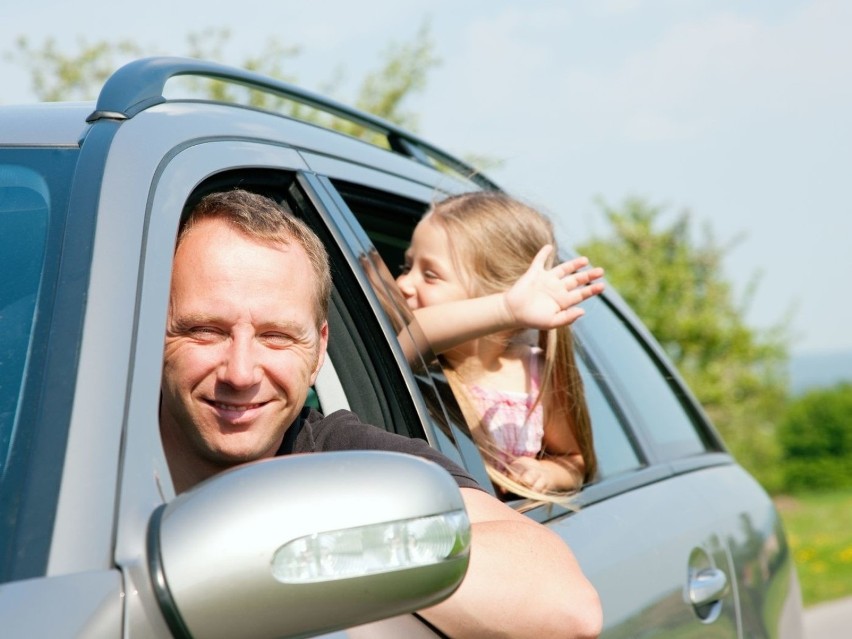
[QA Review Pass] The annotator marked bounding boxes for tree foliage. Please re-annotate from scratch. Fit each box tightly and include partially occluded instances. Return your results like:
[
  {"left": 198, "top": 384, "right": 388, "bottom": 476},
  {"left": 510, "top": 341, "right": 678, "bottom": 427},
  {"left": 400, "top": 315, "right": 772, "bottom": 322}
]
[
  {"left": 778, "top": 383, "right": 852, "bottom": 492},
  {"left": 5, "top": 36, "right": 146, "bottom": 102},
  {"left": 352, "top": 22, "right": 439, "bottom": 132},
  {"left": 578, "top": 197, "right": 790, "bottom": 490}
]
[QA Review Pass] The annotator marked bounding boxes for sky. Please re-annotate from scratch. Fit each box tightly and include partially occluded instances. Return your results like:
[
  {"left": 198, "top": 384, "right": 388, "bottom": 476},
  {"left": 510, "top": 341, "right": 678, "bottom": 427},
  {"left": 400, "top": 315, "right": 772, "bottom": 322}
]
[{"left": 2, "top": 0, "right": 850, "bottom": 357}]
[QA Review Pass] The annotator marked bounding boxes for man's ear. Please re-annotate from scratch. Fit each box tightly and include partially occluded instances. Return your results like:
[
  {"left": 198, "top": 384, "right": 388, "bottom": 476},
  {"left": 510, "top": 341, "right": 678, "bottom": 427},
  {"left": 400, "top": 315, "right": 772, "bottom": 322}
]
[{"left": 310, "top": 320, "right": 329, "bottom": 384}]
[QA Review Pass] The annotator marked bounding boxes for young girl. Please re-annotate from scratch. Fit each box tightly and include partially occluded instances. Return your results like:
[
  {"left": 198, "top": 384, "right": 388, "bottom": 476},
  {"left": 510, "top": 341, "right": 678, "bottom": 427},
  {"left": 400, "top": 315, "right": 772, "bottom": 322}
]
[{"left": 395, "top": 191, "right": 604, "bottom": 503}]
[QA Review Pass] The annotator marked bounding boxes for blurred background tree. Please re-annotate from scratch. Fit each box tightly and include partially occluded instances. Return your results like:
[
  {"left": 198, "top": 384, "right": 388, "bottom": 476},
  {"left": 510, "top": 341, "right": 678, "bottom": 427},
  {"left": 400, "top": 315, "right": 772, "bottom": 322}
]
[
  {"left": 3, "top": 25, "right": 438, "bottom": 132},
  {"left": 6, "top": 36, "right": 146, "bottom": 102},
  {"left": 778, "top": 382, "right": 852, "bottom": 492},
  {"left": 577, "top": 197, "right": 791, "bottom": 491}
]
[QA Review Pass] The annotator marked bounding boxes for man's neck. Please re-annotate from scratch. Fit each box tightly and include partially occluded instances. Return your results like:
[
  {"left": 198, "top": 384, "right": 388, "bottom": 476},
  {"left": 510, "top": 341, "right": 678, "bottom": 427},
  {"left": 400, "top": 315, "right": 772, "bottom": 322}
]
[{"left": 159, "top": 415, "right": 215, "bottom": 494}]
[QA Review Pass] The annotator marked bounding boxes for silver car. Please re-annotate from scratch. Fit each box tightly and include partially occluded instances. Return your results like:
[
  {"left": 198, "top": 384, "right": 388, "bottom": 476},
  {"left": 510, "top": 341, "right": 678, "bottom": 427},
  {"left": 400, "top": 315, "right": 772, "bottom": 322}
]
[{"left": 0, "top": 57, "right": 804, "bottom": 638}]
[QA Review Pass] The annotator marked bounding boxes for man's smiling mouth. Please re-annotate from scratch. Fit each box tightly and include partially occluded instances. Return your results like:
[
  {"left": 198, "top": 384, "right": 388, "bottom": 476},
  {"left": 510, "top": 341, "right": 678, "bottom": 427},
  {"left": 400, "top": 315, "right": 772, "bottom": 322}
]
[{"left": 207, "top": 400, "right": 267, "bottom": 412}]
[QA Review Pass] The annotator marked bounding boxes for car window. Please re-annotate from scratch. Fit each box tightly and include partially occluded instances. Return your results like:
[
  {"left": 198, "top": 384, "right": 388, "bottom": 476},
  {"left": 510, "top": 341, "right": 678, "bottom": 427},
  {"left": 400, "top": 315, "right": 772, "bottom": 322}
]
[
  {"left": 574, "top": 351, "right": 643, "bottom": 479},
  {"left": 0, "top": 165, "right": 50, "bottom": 472},
  {"left": 304, "top": 178, "right": 490, "bottom": 484},
  {"left": 0, "top": 152, "right": 79, "bottom": 583},
  {"left": 323, "top": 180, "right": 501, "bottom": 488},
  {"left": 575, "top": 296, "right": 712, "bottom": 461}
]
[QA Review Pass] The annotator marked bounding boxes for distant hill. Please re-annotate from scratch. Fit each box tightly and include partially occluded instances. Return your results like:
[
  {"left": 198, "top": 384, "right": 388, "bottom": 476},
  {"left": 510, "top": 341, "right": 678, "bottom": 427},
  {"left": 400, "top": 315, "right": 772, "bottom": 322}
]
[{"left": 789, "top": 349, "right": 852, "bottom": 395}]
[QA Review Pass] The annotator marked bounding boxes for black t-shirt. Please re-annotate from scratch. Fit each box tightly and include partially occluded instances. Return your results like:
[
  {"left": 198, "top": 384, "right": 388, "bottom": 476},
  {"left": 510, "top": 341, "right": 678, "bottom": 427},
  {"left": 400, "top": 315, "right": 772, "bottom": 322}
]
[{"left": 277, "top": 408, "right": 481, "bottom": 491}]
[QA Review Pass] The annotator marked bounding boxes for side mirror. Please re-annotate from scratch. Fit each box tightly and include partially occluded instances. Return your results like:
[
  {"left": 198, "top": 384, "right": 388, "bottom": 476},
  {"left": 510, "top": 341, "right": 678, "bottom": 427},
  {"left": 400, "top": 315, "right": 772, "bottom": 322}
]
[{"left": 147, "top": 451, "right": 470, "bottom": 639}]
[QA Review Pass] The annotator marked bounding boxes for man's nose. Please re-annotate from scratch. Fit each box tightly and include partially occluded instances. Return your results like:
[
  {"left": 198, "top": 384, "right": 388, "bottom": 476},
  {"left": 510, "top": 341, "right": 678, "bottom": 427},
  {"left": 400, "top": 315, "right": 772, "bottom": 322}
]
[{"left": 218, "top": 336, "right": 262, "bottom": 389}]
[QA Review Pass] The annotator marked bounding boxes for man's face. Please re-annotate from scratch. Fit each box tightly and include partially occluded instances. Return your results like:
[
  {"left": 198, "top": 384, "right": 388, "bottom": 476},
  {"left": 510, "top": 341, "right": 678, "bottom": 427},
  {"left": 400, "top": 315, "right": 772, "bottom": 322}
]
[{"left": 160, "top": 217, "right": 327, "bottom": 478}]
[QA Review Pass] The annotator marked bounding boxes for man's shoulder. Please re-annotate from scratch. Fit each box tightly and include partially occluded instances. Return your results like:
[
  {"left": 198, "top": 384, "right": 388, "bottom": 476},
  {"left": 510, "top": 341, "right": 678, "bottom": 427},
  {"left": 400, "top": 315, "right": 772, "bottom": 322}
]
[
  {"left": 297, "top": 409, "right": 483, "bottom": 492},
  {"left": 299, "top": 409, "right": 414, "bottom": 453}
]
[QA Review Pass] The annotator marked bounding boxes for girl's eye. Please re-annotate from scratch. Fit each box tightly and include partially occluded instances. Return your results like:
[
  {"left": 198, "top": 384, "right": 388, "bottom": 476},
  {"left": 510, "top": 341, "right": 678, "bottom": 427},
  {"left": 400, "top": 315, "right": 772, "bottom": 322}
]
[
  {"left": 423, "top": 270, "right": 439, "bottom": 281},
  {"left": 399, "top": 263, "right": 411, "bottom": 275}
]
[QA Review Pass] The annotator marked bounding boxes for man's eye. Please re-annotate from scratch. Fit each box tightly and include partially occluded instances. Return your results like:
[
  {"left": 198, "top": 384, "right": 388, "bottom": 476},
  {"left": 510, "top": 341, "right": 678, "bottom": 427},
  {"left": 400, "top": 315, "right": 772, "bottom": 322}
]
[
  {"left": 261, "top": 333, "right": 294, "bottom": 347},
  {"left": 189, "top": 326, "right": 222, "bottom": 339}
]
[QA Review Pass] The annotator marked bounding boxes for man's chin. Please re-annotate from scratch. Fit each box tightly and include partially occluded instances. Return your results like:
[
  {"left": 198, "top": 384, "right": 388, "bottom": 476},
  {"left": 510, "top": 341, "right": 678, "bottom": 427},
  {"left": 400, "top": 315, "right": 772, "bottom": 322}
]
[
  {"left": 204, "top": 434, "right": 281, "bottom": 468},
  {"left": 208, "top": 446, "right": 268, "bottom": 467}
]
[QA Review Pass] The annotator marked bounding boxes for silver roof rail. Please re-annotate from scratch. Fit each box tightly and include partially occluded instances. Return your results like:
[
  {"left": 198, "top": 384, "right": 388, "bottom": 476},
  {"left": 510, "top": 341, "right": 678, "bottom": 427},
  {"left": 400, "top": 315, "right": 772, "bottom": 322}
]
[{"left": 86, "top": 56, "right": 499, "bottom": 190}]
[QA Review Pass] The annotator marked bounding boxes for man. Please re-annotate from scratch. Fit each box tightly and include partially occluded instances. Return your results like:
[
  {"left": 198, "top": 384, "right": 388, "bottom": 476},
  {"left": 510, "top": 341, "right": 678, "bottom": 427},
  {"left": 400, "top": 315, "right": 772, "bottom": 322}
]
[{"left": 159, "top": 189, "right": 602, "bottom": 639}]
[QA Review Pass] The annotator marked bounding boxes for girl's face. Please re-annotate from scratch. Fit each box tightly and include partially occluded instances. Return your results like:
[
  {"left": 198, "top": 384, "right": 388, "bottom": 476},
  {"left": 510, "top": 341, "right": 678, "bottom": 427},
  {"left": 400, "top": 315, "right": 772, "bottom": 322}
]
[{"left": 396, "top": 215, "right": 471, "bottom": 310}]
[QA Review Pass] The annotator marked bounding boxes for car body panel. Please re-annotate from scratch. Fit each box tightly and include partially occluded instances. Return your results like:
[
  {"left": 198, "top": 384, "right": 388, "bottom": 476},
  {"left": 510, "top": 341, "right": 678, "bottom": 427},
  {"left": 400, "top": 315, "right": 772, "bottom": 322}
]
[
  {"left": 0, "top": 571, "right": 122, "bottom": 638},
  {"left": 544, "top": 465, "right": 797, "bottom": 638},
  {"left": 0, "top": 103, "right": 92, "bottom": 146}
]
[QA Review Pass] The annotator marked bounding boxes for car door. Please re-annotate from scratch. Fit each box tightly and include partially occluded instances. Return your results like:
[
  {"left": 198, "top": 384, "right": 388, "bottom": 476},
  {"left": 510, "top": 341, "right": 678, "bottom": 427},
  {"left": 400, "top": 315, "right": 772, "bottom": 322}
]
[
  {"left": 310, "top": 177, "right": 802, "bottom": 638},
  {"left": 564, "top": 295, "right": 800, "bottom": 638},
  {"left": 106, "top": 125, "right": 469, "bottom": 636}
]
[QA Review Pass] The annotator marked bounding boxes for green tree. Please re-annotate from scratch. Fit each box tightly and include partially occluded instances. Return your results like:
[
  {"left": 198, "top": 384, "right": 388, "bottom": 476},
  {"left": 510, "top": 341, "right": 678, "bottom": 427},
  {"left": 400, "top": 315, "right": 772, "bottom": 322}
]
[
  {"left": 778, "top": 383, "right": 852, "bottom": 492},
  {"left": 5, "top": 36, "right": 146, "bottom": 102},
  {"left": 578, "top": 197, "right": 790, "bottom": 490}
]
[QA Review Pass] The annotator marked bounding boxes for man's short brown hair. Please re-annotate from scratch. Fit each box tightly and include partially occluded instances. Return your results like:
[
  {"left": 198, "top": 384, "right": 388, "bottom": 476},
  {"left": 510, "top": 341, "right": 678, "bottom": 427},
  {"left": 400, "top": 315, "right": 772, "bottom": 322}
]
[{"left": 179, "top": 189, "right": 331, "bottom": 326}]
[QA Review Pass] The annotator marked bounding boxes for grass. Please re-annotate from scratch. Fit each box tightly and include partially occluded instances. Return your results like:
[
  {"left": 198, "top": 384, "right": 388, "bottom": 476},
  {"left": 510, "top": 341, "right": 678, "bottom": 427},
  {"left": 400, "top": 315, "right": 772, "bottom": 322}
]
[{"left": 773, "top": 490, "right": 852, "bottom": 607}]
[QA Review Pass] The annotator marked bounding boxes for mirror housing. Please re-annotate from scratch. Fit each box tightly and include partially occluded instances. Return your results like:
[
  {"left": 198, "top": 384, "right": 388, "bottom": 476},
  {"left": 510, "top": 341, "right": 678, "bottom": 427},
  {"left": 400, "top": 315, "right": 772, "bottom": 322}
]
[{"left": 147, "top": 451, "right": 470, "bottom": 639}]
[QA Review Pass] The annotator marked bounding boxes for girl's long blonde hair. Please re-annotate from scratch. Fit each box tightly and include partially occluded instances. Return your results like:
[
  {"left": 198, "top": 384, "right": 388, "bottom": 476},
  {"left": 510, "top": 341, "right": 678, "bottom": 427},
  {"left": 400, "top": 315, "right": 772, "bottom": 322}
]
[{"left": 428, "top": 192, "right": 597, "bottom": 505}]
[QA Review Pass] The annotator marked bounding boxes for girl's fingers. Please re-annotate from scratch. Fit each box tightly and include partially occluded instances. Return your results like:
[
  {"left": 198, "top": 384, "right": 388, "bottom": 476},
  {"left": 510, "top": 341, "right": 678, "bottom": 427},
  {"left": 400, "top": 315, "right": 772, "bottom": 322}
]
[
  {"left": 562, "top": 267, "right": 605, "bottom": 292},
  {"left": 575, "top": 265, "right": 604, "bottom": 279},
  {"left": 531, "top": 244, "right": 554, "bottom": 270},
  {"left": 553, "top": 256, "right": 589, "bottom": 277}
]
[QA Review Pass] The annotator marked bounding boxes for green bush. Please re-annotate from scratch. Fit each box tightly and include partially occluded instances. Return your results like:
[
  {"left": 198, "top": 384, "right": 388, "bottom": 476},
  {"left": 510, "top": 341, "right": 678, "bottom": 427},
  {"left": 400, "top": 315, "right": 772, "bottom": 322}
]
[{"left": 779, "top": 383, "right": 852, "bottom": 492}]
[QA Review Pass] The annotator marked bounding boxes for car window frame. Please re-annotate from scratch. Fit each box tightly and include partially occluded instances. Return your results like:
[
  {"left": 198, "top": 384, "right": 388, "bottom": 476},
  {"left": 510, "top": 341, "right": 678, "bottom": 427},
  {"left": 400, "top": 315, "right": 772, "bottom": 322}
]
[
  {"left": 107, "top": 138, "right": 469, "bottom": 636},
  {"left": 296, "top": 172, "right": 482, "bottom": 473}
]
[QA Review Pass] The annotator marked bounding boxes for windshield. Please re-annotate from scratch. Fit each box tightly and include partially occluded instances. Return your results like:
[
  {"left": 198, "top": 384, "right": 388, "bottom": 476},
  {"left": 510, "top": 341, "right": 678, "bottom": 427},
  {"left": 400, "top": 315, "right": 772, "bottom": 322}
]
[
  {"left": 0, "top": 150, "right": 77, "bottom": 581},
  {"left": 0, "top": 164, "right": 52, "bottom": 471}
]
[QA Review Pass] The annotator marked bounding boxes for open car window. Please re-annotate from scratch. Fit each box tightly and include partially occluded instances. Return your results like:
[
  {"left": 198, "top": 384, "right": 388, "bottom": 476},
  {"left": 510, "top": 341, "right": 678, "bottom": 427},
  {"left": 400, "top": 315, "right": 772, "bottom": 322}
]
[{"left": 328, "top": 180, "right": 654, "bottom": 511}]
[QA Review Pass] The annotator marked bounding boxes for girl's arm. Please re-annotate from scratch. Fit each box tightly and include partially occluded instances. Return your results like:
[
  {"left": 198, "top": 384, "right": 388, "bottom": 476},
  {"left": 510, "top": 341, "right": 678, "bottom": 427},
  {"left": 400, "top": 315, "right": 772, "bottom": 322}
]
[{"left": 407, "top": 247, "right": 604, "bottom": 356}]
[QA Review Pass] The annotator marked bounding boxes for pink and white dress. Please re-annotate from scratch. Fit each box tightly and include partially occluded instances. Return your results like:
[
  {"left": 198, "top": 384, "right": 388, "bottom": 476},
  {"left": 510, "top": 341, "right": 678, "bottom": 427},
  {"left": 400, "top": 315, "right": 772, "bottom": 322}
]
[{"left": 467, "top": 346, "right": 544, "bottom": 469}]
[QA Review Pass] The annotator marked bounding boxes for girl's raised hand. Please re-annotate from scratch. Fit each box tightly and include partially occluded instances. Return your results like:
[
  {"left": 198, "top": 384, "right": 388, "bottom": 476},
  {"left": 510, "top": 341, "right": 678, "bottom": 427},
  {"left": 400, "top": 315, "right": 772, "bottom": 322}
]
[{"left": 503, "top": 245, "right": 605, "bottom": 330}]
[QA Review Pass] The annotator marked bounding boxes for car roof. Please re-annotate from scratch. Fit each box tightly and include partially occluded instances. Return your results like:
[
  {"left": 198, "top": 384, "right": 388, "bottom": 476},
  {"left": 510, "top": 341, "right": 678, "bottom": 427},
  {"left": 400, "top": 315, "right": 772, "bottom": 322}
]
[{"left": 0, "top": 102, "right": 93, "bottom": 147}]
